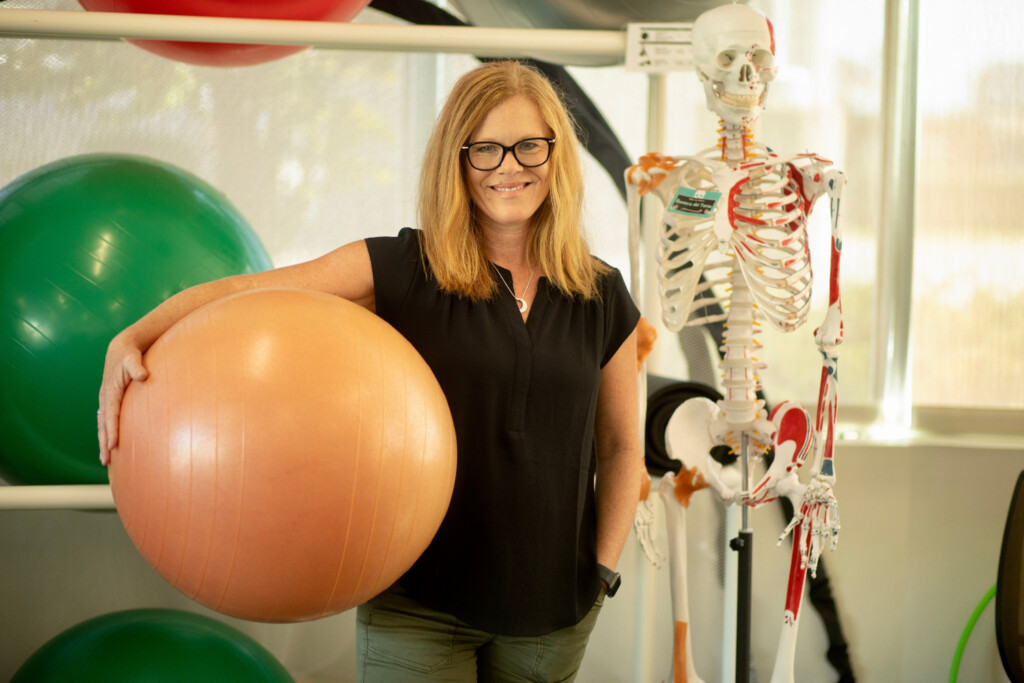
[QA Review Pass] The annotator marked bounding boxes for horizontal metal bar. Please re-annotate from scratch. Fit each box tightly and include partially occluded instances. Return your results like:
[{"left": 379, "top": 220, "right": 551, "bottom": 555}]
[
  {"left": 0, "top": 9, "right": 627, "bottom": 58},
  {"left": 0, "top": 485, "right": 114, "bottom": 510}
]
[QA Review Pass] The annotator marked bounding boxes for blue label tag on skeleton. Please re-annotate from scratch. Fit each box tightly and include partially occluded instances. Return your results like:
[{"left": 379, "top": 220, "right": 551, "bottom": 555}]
[{"left": 667, "top": 187, "right": 722, "bottom": 217}]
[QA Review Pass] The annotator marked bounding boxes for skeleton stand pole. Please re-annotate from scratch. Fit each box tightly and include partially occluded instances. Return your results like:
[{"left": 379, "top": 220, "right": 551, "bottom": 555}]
[{"left": 732, "top": 432, "right": 753, "bottom": 683}]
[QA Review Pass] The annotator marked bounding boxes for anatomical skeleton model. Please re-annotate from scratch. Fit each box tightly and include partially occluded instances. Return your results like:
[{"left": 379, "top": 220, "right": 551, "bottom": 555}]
[{"left": 626, "top": 5, "right": 845, "bottom": 682}]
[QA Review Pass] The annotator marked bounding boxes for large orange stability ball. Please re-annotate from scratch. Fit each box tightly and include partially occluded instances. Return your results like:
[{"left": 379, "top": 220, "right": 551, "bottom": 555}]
[
  {"left": 77, "top": 0, "right": 371, "bottom": 67},
  {"left": 110, "top": 288, "right": 456, "bottom": 622}
]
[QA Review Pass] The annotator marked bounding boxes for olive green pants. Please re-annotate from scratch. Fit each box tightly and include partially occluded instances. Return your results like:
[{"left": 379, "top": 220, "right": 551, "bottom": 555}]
[{"left": 356, "top": 584, "right": 604, "bottom": 682}]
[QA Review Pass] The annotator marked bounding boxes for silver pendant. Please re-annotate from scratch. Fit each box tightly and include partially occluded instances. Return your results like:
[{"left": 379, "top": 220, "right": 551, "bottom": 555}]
[{"left": 515, "top": 297, "right": 528, "bottom": 313}]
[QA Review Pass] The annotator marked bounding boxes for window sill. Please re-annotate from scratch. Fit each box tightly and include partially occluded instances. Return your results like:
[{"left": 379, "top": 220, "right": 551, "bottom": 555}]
[{"left": 837, "top": 404, "right": 1024, "bottom": 450}]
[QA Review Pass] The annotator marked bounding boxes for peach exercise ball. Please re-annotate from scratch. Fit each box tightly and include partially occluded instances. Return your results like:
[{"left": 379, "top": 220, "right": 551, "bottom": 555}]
[{"left": 109, "top": 288, "right": 456, "bottom": 623}]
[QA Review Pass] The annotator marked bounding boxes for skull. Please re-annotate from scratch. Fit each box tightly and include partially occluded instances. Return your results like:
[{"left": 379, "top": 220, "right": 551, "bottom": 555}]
[{"left": 692, "top": 4, "right": 778, "bottom": 125}]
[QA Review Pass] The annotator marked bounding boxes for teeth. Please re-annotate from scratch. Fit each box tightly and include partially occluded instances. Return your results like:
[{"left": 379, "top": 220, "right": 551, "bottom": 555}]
[
  {"left": 721, "top": 92, "right": 759, "bottom": 108},
  {"left": 712, "top": 81, "right": 761, "bottom": 109},
  {"left": 493, "top": 184, "right": 524, "bottom": 192}
]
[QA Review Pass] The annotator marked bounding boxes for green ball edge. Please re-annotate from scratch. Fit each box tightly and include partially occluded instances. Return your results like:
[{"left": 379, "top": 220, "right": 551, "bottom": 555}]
[{"left": 11, "top": 608, "right": 296, "bottom": 682}]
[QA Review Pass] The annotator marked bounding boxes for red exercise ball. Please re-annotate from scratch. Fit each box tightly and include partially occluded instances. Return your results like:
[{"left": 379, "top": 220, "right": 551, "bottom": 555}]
[
  {"left": 109, "top": 288, "right": 456, "bottom": 622},
  {"left": 78, "top": 0, "right": 371, "bottom": 67}
]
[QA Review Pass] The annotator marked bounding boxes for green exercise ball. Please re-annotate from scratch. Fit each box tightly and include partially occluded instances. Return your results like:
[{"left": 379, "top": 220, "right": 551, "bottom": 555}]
[
  {"left": 11, "top": 608, "right": 295, "bottom": 682},
  {"left": 0, "top": 154, "right": 273, "bottom": 485}
]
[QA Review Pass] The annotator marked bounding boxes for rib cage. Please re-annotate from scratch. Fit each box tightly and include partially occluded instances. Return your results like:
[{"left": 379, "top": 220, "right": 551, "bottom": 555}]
[{"left": 656, "top": 153, "right": 828, "bottom": 336}]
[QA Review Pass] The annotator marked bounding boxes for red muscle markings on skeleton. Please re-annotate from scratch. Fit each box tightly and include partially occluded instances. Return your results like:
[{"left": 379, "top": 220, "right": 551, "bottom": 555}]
[{"left": 625, "top": 5, "right": 846, "bottom": 682}]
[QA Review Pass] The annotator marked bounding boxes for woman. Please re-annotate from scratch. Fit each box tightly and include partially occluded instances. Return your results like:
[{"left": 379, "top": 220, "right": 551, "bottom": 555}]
[{"left": 98, "top": 60, "right": 641, "bottom": 681}]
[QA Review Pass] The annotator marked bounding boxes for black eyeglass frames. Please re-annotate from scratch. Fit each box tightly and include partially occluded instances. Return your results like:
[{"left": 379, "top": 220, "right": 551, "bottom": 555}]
[{"left": 461, "top": 137, "right": 556, "bottom": 171}]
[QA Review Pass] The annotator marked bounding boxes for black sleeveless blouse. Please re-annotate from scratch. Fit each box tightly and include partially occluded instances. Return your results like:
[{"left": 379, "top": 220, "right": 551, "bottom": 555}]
[{"left": 365, "top": 227, "right": 639, "bottom": 636}]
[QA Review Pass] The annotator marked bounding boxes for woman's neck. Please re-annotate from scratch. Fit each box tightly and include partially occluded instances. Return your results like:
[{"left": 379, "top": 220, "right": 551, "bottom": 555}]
[{"left": 480, "top": 223, "right": 532, "bottom": 270}]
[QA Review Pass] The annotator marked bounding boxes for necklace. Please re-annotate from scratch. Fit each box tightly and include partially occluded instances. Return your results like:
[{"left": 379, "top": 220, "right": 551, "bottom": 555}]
[{"left": 492, "top": 264, "right": 535, "bottom": 313}]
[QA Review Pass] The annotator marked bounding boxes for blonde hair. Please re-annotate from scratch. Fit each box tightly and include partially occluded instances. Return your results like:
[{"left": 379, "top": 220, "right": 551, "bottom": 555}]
[{"left": 418, "top": 60, "right": 607, "bottom": 301}]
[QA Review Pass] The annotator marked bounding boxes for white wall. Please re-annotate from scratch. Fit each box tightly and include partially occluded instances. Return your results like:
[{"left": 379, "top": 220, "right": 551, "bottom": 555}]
[
  {"left": 582, "top": 440, "right": 1024, "bottom": 683},
  {"left": 3, "top": 440, "right": 1021, "bottom": 682}
]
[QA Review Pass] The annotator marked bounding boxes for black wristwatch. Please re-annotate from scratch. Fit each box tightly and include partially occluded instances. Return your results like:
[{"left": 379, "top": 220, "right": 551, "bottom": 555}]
[{"left": 597, "top": 564, "right": 621, "bottom": 597}]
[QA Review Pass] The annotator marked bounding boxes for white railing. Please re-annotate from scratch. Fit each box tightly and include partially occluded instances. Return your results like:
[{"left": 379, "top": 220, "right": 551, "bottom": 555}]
[
  {"left": 0, "top": 485, "right": 113, "bottom": 510},
  {"left": 0, "top": 9, "right": 626, "bottom": 58}
]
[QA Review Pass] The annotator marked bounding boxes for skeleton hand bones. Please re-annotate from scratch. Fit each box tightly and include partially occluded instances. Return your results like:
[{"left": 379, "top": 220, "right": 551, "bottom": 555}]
[{"left": 778, "top": 476, "right": 840, "bottom": 577}]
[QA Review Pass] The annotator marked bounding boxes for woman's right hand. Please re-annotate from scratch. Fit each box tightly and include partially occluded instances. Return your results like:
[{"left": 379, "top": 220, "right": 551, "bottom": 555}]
[
  {"left": 98, "top": 333, "right": 150, "bottom": 466},
  {"left": 93, "top": 238, "right": 376, "bottom": 466}
]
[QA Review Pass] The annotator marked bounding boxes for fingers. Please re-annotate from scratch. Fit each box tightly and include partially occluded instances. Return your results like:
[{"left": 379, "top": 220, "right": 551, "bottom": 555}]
[
  {"left": 106, "top": 360, "right": 141, "bottom": 453},
  {"left": 97, "top": 346, "right": 148, "bottom": 466},
  {"left": 125, "top": 352, "right": 149, "bottom": 382},
  {"left": 98, "top": 397, "right": 121, "bottom": 465},
  {"left": 98, "top": 409, "right": 109, "bottom": 466},
  {"left": 104, "top": 403, "right": 121, "bottom": 454},
  {"left": 98, "top": 387, "right": 116, "bottom": 465}
]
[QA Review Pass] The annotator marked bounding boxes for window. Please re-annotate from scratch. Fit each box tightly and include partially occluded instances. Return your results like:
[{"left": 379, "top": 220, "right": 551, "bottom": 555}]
[
  {"left": 913, "top": 1, "right": 1024, "bottom": 410},
  {"left": 2, "top": 0, "right": 436, "bottom": 268},
  {"left": 3, "top": 0, "right": 1020, "bottom": 423}
]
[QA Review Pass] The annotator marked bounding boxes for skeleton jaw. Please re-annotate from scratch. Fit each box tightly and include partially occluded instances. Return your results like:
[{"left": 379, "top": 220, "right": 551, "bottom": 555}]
[
  {"left": 699, "top": 72, "right": 766, "bottom": 125},
  {"left": 711, "top": 80, "right": 765, "bottom": 109}
]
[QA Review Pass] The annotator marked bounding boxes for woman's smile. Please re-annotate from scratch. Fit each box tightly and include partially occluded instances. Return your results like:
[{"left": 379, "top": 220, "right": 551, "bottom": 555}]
[{"left": 464, "top": 95, "right": 552, "bottom": 234}]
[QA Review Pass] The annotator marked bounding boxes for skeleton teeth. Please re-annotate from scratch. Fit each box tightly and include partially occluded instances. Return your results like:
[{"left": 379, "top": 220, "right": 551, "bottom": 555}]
[{"left": 711, "top": 81, "right": 761, "bottom": 109}]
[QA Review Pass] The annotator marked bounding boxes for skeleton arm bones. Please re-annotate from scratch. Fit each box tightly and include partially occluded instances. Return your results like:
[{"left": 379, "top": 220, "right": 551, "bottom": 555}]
[
  {"left": 743, "top": 160, "right": 844, "bottom": 578},
  {"left": 777, "top": 166, "right": 845, "bottom": 575}
]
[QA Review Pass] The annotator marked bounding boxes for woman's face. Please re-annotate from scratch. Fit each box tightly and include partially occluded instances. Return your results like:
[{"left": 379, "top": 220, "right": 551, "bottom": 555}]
[{"left": 463, "top": 95, "right": 552, "bottom": 235}]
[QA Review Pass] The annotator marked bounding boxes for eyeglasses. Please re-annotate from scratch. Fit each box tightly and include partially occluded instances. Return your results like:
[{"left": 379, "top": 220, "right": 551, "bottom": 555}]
[{"left": 461, "top": 137, "right": 556, "bottom": 171}]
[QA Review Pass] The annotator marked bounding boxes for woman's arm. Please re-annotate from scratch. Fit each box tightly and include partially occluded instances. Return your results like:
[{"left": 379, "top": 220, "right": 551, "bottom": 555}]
[
  {"left": 98, "top": 240, "right": 374, "bottom": 464},
  {"left": 594, "top": 326, "right": 643, "bottom": 576}
]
